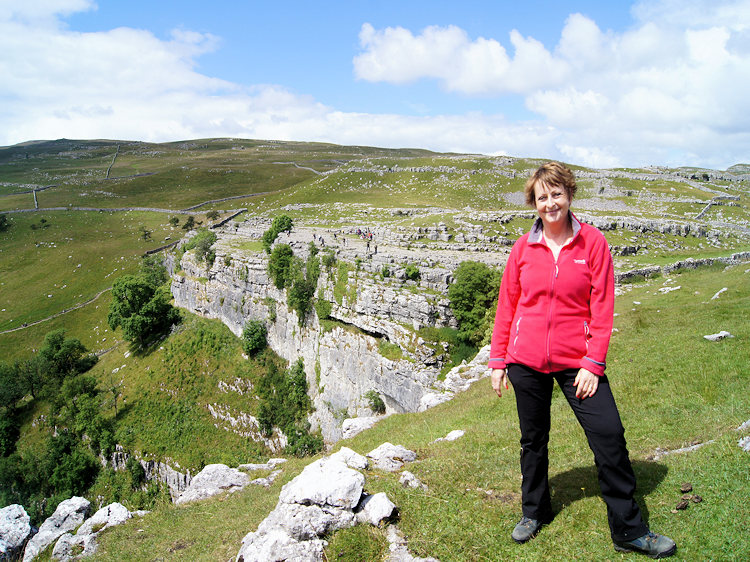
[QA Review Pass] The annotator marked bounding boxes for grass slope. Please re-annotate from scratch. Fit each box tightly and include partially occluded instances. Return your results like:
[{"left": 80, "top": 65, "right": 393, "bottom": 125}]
[{"left": 87, "top": 263, "right": 750, "bottom": 561}]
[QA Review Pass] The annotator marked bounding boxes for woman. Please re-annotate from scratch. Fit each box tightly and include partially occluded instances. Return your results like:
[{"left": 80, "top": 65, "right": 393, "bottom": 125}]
[{"left": 489, "top": 162, "right": 676, "bottom": 558}]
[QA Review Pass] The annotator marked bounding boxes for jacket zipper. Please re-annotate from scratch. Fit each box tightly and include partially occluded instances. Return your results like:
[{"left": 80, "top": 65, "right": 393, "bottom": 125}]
[
  {"left": 545, "top": 257, "right": 558, "bottom": 370},
  {"left": 584, "top": 321, "right": 590, "bottom": 352},
  {"left": 513, "top": 317, "right": 522, "bottom": 349}
]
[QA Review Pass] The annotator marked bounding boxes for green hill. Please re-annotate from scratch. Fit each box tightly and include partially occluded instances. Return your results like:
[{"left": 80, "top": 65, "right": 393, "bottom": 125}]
[{"left": 0, "top": 138, "right": 748, "bottom": 560}]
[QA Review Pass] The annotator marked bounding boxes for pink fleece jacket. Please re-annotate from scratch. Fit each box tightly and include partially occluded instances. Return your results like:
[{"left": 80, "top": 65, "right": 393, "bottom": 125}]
[{"left": 488, "top": 213, "right": 615, "bottom": 376}]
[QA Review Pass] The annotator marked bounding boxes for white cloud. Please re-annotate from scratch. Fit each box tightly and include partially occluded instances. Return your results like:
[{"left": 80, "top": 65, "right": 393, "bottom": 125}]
[{"left": 1, "top": 1, "right": 749, "bottom": 170}]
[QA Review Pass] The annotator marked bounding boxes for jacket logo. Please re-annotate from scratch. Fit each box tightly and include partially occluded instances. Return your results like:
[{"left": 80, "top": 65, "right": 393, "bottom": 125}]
[{"left": 574, "top": 258, "right": 587, "bottom": 264}]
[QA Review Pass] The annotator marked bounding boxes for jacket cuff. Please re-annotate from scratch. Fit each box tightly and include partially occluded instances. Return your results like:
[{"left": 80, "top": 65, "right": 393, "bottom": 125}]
[
  {"left": 488, "top": 357, "right": 506, "bottom": 370},
  {"left": 581, "top": 356, "right": 605, "bottom": 376}
]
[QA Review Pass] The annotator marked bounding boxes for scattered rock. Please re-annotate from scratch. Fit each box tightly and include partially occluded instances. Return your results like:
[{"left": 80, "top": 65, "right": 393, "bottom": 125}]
[
  {"left": 355, "top": 493, "right": 397, "bottom": 527},
  {"left": 329, "top": 446, "right": 369, "bottom": 470},
  {"left": 710, "top": 287, "right": 728, "bottom": 300},
  {"left": 658, "top": 286, "right": 681, "bottom": 294},
  {"left": 703, "top": 331, "right": 734, "bottom": 341},
  {"left": 675, "top": 500, "right": 689, "bottom": 510},
  {"left": 279, "top": 458, "right": 365, "bottom": 510},
  {"left": 23, "top": 497, "right": 90, "bottom": 562},
  {"left": 342, "top": 417, "right": 381, "bottom": 440},
  {"left": 238, "top": 458, "right": 287, "bottom": 472},
  {"left": 739, "top": 436, "right": 750, "bottom": 452},
  {"left": 399, "top": 471, "right": 428, "bottom": 491},
  {"left": 367, "top": 443, "right": 417, "bottom": 472},
  {"left": 692, "top": 495, "right": 703, "bottom": 503},
  {"left": 385, "top": 525, "right": 439, "bottom": 562},
  {"left": 0, "top": 504, "right": 34, "bottom": 562},
  {"left": 432, "top": 430, "right": 464, "bottom": 443},
  {"left": 52, "top": 532, "right": 96, "bottom": 560},
  {"left": 75, "top": 502, "right": 131, "bottom": 536},
  {"left": 680, "top": 483, "right": 693, "bottom": 493},
  {"left": 250, "top": 469, "right": 283, "bottom": 488},
  {"left": 175, "top": 464, "right": 250, "bottom": 505}
]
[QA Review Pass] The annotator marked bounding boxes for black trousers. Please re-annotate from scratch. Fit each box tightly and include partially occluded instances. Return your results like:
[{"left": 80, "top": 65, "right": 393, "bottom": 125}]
[{"left": 507, "top": 363, "right": 649, "bottom": 542}]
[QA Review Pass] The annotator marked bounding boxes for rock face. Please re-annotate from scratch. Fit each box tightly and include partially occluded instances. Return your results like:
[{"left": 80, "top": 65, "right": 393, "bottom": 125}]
[
  {"left": 23, "top": 497, "right": 90, "bottom": 562},
  {"left": 109, "top": 445, "right": 192, "bottom": 500},
  {"left": 51, "top": 502, "right": 135, "bottom": 561},
  {"left": 170, "top": 224, "right": 458, "bottom": 443},
  {"left": 0, "top": 504, "right": 34, "bottom": 561},
  {"left": 175, "top": 464, "right": 251, "bottom": 505}
]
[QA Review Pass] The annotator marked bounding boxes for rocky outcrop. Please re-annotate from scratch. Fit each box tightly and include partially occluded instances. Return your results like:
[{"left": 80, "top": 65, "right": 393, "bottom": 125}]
[
  {"left": 52, "top": 503, "right": 133, "bottom": 561},
  {"left": 109, "top": 445, "right": 192, "bottom": 500},
  {"left": 0, "top": 504, "right": 34, "bottom": 561},
  {"left": 236, "top": 446, "right": 416, "bottom": 562},
  {"left": 170, "top": 230, "right": 453, "bottom": 443},
  {"left": 175, "top": 464, "right": 250, "bottom": 505},
  {"left": 23, "top": 497, "right": 90, "bottom": 562}
]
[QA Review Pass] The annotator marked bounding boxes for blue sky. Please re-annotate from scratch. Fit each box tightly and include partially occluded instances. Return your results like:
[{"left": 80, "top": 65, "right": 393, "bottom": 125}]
[{"left": 1, "top": 0, "right": 749, "bottom": 169}]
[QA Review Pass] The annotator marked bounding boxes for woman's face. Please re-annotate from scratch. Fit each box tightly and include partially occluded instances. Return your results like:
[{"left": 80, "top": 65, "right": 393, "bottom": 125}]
[{"left": 534, "top": 182, "right": 570, "bottom": 230}]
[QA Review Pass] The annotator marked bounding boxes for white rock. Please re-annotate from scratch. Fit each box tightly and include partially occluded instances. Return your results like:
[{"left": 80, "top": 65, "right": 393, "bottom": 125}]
[
  {"left": 238, "top": 458, "right": 287, "bottom": 472},
  {"left": 250, "top": 469, "right": 283, "bottom": 488},
  {"left": 367, "top": 443, "right": 417, "bottom": 472},
  {"left": 711, "top": 287, "right": 728, "bottom": 300},
  {"left": 737, "top": 419, "right": 750, "bottom": 432},
  {"left": 418, "top": 392, "right": 453, "bottom": 412},
  {"left": 23, "top": 497, "right": 90, "bottom": 562},
  {"left": 329, "top": 447, "right": 369, "bottom": 470},
  {"left": 0, "top": 504, "right": 34, "bottom": 561},
  {"left": 703, "top": 331, "right": 734, "bottom": 341},
  {"left": 342, "top": 417, "right": 379, "bottom": 440},
  {"left": 175, "top": 464, "right": 250, "bottom": 505},
  {"left": 76, "top": 503, "right": 131, "bottom": 536},
  {"left": 236, "top": 527, "right": 326, "bottom": 562},
  {"left": 356, "top": 493, "right": 396, "bottom": 526},
  {"left": 399, "top": 471, "right": 427, "bottom": 491},
  {"left": 51, "top": 532, "right": 97, "bottom": 561},
  {"left": 739, "top": 436, "right": 750, "bottom": 452},
  {"left": 658, "top": 285, "right": 681, "bottom": 294},
  {"left": 432, "top": 430, "right": 464, "bottom": 443},
  {"left": 279, "top": 458, "right": 365, "bottom": 509}
]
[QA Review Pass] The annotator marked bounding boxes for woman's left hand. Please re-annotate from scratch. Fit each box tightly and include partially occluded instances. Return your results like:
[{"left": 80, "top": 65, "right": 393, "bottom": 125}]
[{"left": 573, "top": 368, "right": 599, "bottom": 399}]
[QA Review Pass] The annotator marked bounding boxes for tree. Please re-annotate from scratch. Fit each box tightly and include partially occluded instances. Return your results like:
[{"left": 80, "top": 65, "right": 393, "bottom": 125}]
[
  {"left": 38, "top": 329, "right": 97, "bottom": 382},
  {"left": 139, "top": 254, "right": 169, "bottom": 288},
  {"left": 182, "top": 216, "right": 195, "bottom": 230},
  {"left": 262, "top": 215, "right": 293, "bottom": 253},
  {"left": 268, "top": 244, "right": 295, "bottom": 289},
  {"left": 138, "top": 226, "right": 151, "bottom": 241},
  {"left": 108, "top": 275, "right": 180, "bottom": 348},
  {"left": 242, "top": 320, "right": 267, "bottom": 356},
  {"left": 169, "top": 216, "right": 180, "bottom": 227},
  {"left": 206, "top": 210, "right": 219, "bottom": 220},
  {"left": 0, "top": 214, "right": 9, "bottom": 232},
  {"left": 448, "top": 261, "right": 501, "bottom": 346}
]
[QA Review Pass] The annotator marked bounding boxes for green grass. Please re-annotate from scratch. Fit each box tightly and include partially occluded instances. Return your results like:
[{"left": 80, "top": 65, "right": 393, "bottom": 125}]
[
  {"left": 87, "top": 263, "right": 750, "bottom": 561},
  {"left": 0, "top": 211, "right": 176, "bottom": 335}
]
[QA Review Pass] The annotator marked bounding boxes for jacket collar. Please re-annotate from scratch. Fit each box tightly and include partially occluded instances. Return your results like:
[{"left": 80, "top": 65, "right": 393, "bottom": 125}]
[{"left": 528, "top": 212, "right": 581, "bottom": 245}]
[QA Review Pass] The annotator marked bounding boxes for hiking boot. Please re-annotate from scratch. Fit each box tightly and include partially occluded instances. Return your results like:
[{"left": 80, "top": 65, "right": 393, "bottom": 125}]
[
  {"left": 614, "top": 531, "right": 677, "bottom": 558},
  {"left": 511, "top": 516, "right": 543, "bottom": 543}
]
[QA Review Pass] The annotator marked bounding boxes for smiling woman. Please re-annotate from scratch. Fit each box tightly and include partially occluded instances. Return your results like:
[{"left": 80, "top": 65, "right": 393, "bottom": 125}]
[{"left": 488, "top": 161, "right": 677, "bottom": 557}]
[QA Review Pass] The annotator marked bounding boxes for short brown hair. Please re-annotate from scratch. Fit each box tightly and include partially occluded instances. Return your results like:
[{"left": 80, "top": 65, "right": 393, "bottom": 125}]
[{"left": 524, "top": 161, "right": 577, "bottom": 206}]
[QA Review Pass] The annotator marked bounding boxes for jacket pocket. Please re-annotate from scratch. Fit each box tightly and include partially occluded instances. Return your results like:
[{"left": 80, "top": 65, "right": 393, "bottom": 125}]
[{"left": 583, "top": 321, "right": 590, "bottom": 351}]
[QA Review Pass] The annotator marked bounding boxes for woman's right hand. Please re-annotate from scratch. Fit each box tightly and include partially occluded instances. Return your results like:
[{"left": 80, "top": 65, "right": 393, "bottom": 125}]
[{"left": 491, "top": 368, "right": 508, "bottom": 398}]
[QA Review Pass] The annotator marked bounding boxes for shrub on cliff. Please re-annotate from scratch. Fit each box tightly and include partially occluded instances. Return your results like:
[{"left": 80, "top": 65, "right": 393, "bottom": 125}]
[
  {"left": 448, "top": 261, "right": 501, "bottom": 346},
  {"left": 242, "top": 320, "right": 267, "bottom": 356},
  {"left": 262, "top": 214, "right": 293, "bottom": 253}
]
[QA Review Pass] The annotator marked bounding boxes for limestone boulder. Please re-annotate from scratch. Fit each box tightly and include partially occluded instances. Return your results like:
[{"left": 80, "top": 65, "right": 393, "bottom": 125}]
[
  {"left": 278, "top": 458, "right": 364, "bottom": 509},
  {"left": 51, "top": 533, "right": 96, "bottom": 561},
  {"left": 0, "top": 504, "right": 34, "bottom": 561},
  {"left": 75, "top": 503, "right": 131, "bottom": 536},
  {"left": 367, "top": 443, "right": 417, "bottom": 472},
  {"left": 23, "top": 497, "right": 90, "bottom": 562},
  {"left": 175, "top": 464, "right": 250, "bottom": 505},
  {"left": 355, "top": 493, "right": 396, "bottom": 526}
]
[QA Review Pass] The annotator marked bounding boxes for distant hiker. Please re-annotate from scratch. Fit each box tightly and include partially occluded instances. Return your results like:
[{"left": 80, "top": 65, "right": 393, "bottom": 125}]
[{"left": 488, "top": 162, "right": 676, "bottom": 558}]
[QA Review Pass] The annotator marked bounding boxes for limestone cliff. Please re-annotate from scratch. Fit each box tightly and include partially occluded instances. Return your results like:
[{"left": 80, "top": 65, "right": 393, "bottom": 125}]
[{"left": 169, "top": 219, "right": 459, "bottom": 443}]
